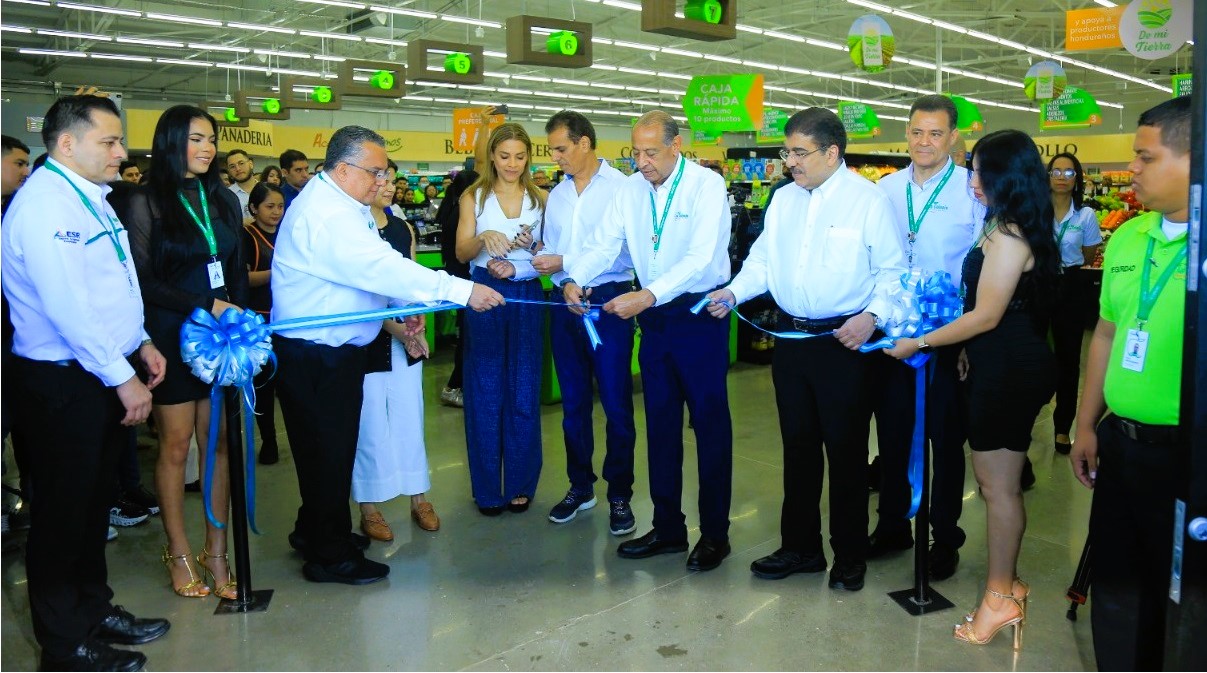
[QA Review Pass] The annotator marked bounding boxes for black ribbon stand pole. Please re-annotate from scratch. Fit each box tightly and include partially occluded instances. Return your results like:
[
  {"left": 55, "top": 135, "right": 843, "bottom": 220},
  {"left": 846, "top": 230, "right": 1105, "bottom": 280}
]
[
  {"left": 214, "top": 386, "right": 273, "bottom": 615},
  {"left": 888, "top": 359, "right": 955, "bottom": 616}
]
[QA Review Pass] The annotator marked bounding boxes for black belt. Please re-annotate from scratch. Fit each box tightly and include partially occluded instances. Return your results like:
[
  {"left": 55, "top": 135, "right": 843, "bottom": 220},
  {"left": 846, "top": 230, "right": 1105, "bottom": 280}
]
[
  {"left": 1108, "top": 415, "right": 1183, "bottom": 445},
  {"left": 776, "top": 311, "right": 859, "bottom": 334}
]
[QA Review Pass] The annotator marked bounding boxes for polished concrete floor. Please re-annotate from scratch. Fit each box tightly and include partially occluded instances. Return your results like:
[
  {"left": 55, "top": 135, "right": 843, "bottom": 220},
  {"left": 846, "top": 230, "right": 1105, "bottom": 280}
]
[{"left": 2, "top": 344, "right": 1098, "bottom": 671}]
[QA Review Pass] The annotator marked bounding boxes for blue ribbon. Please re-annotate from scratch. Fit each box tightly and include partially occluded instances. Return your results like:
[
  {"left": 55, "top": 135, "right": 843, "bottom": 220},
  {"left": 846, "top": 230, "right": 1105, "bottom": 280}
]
[
  {"left": 505, "top": 297, "right": 603, "bottom": 350},
  {"left": 689, "top": 296, "right": 834, "bottom": 340}
]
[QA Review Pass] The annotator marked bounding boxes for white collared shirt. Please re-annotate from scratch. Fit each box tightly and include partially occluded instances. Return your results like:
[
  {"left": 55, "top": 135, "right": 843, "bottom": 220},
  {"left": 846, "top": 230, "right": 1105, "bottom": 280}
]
[
  {"left": 728, "top": 163, "right": 905, "bottom": 319},
  {"left": 565, "top": 156, "right": 730, "bottom": 304},
  {"left": 2, "top": 157, "right": 148, "bottom": 386},
  {"left": 271, "top": 172, "right": 473, "bottom": 347},
  {"left": 542, "top": 159, "right": 633, "bottom": 288},
  {"left": 468, "top": 188, "right": 544, "bottom": 281},
  {"left": 229, "top": 180, "right": 253, "bottom": 218},
  {"left": 877, "top": 158, "right": 982, "bottom": 287},
  {"left": 1055, "top": 202, "right": 1102, "bottom": 266}
]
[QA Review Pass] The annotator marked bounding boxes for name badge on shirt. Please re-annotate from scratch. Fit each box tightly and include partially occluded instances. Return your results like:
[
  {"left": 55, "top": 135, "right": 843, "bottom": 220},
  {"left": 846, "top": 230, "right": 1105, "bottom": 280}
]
[
  {"left": 207, "top": 260, "right": 225, "bottom": 290},
  {"left": 1121, "top": 329, "right": 1149, "bottom": 372},
  {"left": 648, "top": 254, "right": 662, "bottom": 280}
]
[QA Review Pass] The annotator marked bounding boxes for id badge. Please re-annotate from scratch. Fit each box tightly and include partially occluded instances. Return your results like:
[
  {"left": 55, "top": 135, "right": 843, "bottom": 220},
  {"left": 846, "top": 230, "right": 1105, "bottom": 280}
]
[
  {"left": 207, "top": 260, "right": 225, "bottom": 290},
  {"left": 1121, "top": 328, "right": 1149, "bottom": 372},
  {"left": 648, "top": 254, "right": 661, "bottom": 280}
]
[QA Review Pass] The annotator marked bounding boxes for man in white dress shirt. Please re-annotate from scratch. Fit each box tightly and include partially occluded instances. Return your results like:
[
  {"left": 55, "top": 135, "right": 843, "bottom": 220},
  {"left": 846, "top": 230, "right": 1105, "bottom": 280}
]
[
  {"left": 534, "top": 111, "right": 638, "bottom": 536},
  {"left": 271, "top": 125, "right": 502, "bottom": 585},
  {"left": 869, "top": 95, "right": 981, "bottom": 581},
  {"left": 707, "top": 107, "right": 906, "bottom": 591},
  {"left": 2, "top": 95, "right": 171, "bottom": 671},
  {"left": 563, "top": 110, "right": 733, "bottom": 572}
]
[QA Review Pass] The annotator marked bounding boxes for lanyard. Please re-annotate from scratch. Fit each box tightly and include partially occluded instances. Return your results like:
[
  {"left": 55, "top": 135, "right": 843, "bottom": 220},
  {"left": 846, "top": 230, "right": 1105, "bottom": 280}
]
[
  {"left": 178, "top": 188, "right": 217, "bottom": 256},
  {"left": 905, "top": 160, "right": 955, "bottom": 242},
  {"left": 647, "top": 156, "right": 686, "bottom": 253},
  {"left": 1136, "top": 235, "right": 1188, "bottom": 327},
  {"left": 43, "top": 162, "right": 127, "bottom": 263},
  {"left": 1056, "top": 217, "right": 1073, "bottom": 246}
]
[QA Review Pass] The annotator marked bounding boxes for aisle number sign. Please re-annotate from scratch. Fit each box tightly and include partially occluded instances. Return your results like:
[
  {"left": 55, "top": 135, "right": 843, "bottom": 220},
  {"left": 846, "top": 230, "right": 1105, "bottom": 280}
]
[
  {"left": 757, "top": 109, "right": 790, "bottom": 144},
  {"left": 947, "top": 95, "right": 984, "bottom": 134},
  {"left": 1039, "top": 87, "right": 1103, "bottom": 131},
  {"left": 451, "top": 108, "right": 505, "bottom": 152},
  {"left": 682, "top": 74, "right": 765, "bottom": 134},
  {"left": 837, "top": 102, "right": 881, "bottom": 140}
]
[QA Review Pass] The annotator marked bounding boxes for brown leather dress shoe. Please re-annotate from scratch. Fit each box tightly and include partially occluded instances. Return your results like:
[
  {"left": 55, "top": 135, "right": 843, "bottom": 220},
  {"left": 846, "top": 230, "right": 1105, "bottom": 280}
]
[
  {"left": 360, "top": 511, "right": 393, "bottom": 542},
  {"left": 411, "top": 502, "right": 440, "bottom": 531}
]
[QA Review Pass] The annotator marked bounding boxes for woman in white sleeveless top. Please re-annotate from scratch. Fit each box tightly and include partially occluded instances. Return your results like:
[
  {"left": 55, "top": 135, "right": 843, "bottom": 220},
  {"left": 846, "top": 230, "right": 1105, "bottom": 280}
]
[{"left": 455, "top": 123, "right": 547, "bottom": 515}]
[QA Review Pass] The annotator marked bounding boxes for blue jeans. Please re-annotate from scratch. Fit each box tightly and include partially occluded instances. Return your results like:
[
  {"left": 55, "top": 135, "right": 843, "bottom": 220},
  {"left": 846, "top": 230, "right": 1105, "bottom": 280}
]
[
  {"left": 463, "top": 268, "right": 544, "bottom": 507},
  {"left": 550, "top": 280, "right": 636, "bottom": 502}
]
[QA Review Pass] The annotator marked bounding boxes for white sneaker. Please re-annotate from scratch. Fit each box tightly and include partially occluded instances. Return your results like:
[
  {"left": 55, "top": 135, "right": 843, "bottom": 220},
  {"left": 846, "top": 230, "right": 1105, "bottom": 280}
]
[
  {"left": 440, "top": 387, "right": 464, "bottom": 408},
  {"left": 106, "top": 526, "right": 118, "bottom": 542}
]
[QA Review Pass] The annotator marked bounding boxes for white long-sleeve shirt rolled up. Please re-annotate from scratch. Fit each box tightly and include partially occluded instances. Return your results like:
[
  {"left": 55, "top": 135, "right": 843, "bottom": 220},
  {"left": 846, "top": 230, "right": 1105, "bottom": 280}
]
[
  {"left": 271, "top": 171, "right": 473, "bottom": 347},
  {"left": 542, "top": 159, "right": 633, "bottom": 288}
]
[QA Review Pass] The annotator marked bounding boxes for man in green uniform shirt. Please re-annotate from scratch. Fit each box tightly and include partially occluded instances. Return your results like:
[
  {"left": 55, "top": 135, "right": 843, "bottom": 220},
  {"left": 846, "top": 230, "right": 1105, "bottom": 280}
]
[{"left": 1071, "top": 95, "right": 1190, "bottom": 671}]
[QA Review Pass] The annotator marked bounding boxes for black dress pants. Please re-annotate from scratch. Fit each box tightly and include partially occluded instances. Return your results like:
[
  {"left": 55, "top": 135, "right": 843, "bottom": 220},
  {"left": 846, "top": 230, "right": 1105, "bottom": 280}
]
[
  {"left": 13, "top": 357, "right": 124, "bottom": 659},
  {"left": 772, "top": 335, "right": 875, "bottom": 562},
  {"left": 873, "top": 345, "right": 968, "bottom": 548},
  {"left": 274, "top": 336, "right": 367, "bottom": 566},
  {"left": 1051, "top": 268, "right": 1087, "bottom": 436}
]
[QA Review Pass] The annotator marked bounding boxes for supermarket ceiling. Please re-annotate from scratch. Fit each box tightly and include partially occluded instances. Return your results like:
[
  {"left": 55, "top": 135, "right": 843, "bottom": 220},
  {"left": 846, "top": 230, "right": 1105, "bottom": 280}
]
[{"left": 0, "top": 0, "right": 1193, "bottom": 134}]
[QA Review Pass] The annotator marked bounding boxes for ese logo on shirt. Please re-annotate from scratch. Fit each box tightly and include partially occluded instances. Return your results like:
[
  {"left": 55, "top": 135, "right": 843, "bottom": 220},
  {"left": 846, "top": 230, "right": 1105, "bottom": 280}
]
[
  {"left": 675, "top": 212, "right": 689, "bottom": 219},
  {"left": 53, "top": 230, "right": 82, "bottom": 244}
]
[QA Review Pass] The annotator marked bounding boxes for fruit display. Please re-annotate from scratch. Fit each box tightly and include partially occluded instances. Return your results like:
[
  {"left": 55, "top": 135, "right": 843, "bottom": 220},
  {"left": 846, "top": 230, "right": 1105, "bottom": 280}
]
[{"left": 851, "top": 164, "right": 898, "bottom": 183}]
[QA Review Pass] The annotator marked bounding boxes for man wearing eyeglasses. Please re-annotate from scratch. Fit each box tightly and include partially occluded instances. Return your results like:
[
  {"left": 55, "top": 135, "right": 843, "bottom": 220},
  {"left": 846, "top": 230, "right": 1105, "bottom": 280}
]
[
  {"left": 705, "top": 107, "right": 905, "bottom": 591},
  {"left": 271, "top": 125, "right": 505, "bottom": 585},
  {"left": 225, "top": 148, "right": 258, "bottom": 223},
  {"left": 868, "top": 94, "right": 983, "bottom": 582}
]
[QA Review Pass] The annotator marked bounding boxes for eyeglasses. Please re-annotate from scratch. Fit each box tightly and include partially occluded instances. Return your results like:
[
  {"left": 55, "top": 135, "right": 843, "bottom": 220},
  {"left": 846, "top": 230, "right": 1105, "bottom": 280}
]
[
  {"left": 1049, "top": 168, "right": 1077, "bottom": 179},
  {"left": 343, "top": 161, "right": 391, "bottom": 181},
  {"left": 779, "top": 147, "right": 826, "bottom": 162}
]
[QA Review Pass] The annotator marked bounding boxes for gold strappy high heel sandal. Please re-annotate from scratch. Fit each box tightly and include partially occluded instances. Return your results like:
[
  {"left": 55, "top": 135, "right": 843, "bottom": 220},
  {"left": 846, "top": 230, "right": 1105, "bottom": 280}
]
[
  {"left": 197, "top": 548, "right": 238, "bottom": 600},
  {"left": 954, "top": 586, "right": 1026, "bottom": 650},
  {"left": 161, "top": 545, "right": 210, "bottom": 598}
]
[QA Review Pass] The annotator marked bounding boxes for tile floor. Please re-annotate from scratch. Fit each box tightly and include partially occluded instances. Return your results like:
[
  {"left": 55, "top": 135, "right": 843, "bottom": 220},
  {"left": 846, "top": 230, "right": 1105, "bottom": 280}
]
[{"left": 1, "top": 348, "right": 1098, "bottom": 671}]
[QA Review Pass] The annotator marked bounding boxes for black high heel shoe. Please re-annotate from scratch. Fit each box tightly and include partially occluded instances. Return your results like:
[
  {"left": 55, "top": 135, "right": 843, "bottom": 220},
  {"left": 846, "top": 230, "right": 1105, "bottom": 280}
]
[{"left": 507, "top": 496, "right": 531, "bottom": 513}]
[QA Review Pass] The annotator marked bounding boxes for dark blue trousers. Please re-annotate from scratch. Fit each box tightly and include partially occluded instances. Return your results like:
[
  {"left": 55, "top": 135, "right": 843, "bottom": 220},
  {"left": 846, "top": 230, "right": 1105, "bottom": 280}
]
[
  {"left": 550, "top": 280, "right": 637, "bottom": 502},
  {"left": 636, "top": 298, "right": 732, "bottom": 542},
  {"left": 463, "top": 268, "right": 544, "bottom": 508}
]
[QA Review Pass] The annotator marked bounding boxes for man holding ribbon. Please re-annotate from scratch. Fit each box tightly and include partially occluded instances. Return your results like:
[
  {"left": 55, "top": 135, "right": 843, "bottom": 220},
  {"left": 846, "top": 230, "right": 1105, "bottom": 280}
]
[
  {"left": 272, "top": 125, "right": 503, "bottom": 585},
  {"left": 563, "top": 110, "right": 733, "bottom": 572},
  {"left": 534, "top": 111, "right": 638, "bottom": 536},
  {"left": 1071, "top": 96, "right": 1191, "bottom": 671},
  {"left": 2, "top": 95, "right": 171, "bottom": 671},
  {"left": 706, "top": 107, "right": 905, "bottom": 591},
  {"left": 868, "top": 94, "right": 980, "bottom": 580}
]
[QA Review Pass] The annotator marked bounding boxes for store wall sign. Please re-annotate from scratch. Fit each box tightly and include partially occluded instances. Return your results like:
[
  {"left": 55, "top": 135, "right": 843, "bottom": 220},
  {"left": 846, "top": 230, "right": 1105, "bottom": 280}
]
[
  {"left": 757, "top": 108, "right": 790, "bottom": 144},
  {"left": 1065, "top": 5, "right": 1125, "bottom": 51},
  {"left": 847, "top": 14, "right": 895, "bottom": 73},
  {"left": 1024, "top": 61, "right": 1068, "bottom": 101},
  {"left": 1040, "top": 87, "right": 1103, "bottom": 131},
  {"left": 1172, "top": 73, "right": 1193, "bottom": 98},
  {"left": 837, "top": 101, "right": 881, "bottom": 140},
  {"left": 1118, "top": 0, "right": 1192, "bottom": 60},
  {"left": 681, "top": 74, "right": 765, "bottom": 133}
]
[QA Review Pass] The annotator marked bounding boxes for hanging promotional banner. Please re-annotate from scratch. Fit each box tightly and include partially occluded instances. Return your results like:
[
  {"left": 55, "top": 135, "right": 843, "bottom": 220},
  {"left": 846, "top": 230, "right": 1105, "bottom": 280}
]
[
  {"left": 1119, "top": 0, "right": 1192, "bottom": 60},
  {"left": 1039, "top": 87, "right": 1103, "bottom": 131},
  {"left": 946, "top": 95, "right": 985, "bottom": 133},
  {"left": 1172, "top": 73, "right": 1192, "bottom": 97},
  {"left": 757, "top": 108, "right": 790, "bottom": 144},
  {"left": 837, "top": 101, "right": 881, "bottom": 140},
  {"left": 1023, "top": 61, "right": 1068, "bottom": 101},
  {"left": 1065, "top": 4, "right": 1125, "bottom": 51},
  {"left": 847, "top": 15, "right": 895, "bottom": 73},
  {"left": 451, "top": 108, "right": 505, "bottom": 151},
  {"left": 682, "top": 74, "right": 765, "bottom": 134}
]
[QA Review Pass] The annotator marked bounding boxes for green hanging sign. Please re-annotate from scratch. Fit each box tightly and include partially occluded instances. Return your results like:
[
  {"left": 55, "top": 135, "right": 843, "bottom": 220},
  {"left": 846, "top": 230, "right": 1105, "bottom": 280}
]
[
  {"left": 546, "top": 31, "right": 579, "bottom": 55},
  {"left": 847, "top": 15, "right": 895, "bottom": 73},
  {"left": 1023, "top": 61, "right": 1068, "bottom": 101},
  {"left": 261, "top": 98, "right": 282, "bottom": 115},
  {"left": 685, "top": 0, "right": 723, "bottom": 24},
  {"left": 757, "top": 108, "right": 790, "bottom": 144},
  {"left": 443, "top": 52, "right": 472, "bottom": 75},
  {"left": 837, "top": 101, "right": 881, "bottom": 140},
  {"left": 1039, "top": 86, "right": 1103, "bottom": 130},
  {"left": 370, "top": 70, "right": 395, "bottom": 90},
  {"left": 312, "top": 86, "right": 333, "bottom": 104},
  {"left": 946, "top": 94, "right": 984, "bottom": 133},
  {"left": 1172, "top": 73, "right": 1192, "bottom": 98},
  {"left": 681, "top": 74, "right": 765, "bottom": 134}
]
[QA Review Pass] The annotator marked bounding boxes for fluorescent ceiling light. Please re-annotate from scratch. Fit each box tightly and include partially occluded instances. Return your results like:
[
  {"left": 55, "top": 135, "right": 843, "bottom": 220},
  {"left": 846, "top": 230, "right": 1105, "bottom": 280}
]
[
  {"left": 299, "top": 30, "right": 362, "bottom": 42},
  {"left": 298, "top": 0, "right": 366, "bottom": 7},
  {"left": 5, "top": 0, "right": 50, "bottom": 5},
  {"left": 440, "top": 16, "right": 500, "bottom": 29},
  {"left": 369, "top": 6, "right": 437, "bottom": 19},
  {"left": 364, "top": 38, "right": 408, "bottom": 47},
  {"left": 1094, "top": 1, "right": 1117, "bottom": 6},
  {"left": 483, "top": 50, "right": 506, "bottom": 58},
  {"left": 227, "top": 22, "right": 297, "bottom": 35},
  {"left": 254, "top": 48, "right": 312, "bottom": 59},
  {"left": 736, "top": 24, "right": 763, "bottom": 34},
  {"left": 91, "top": 53, "right": 153, "bottom": 62},
  {"left": 146, "top": 13, "right": 221, "bottom": 27},
  {"left": 601, "top": 0, "right": 641, "bottom": 10},
  {"left": 19, "top": 48, "right": 87, "bottom": 57},
  {"left": 58, "top": 2, "right": 141, "bottom": 17},
  {"left": 660, "top": 47, "right": 702, "bottom": 58},
  {"left": 117, "top": 37, "right": 184, "bottom": 48},
  {"left": 157, "top": 58, "right": 214, "bottom": 67},
  {"left": 0, "top": 25, "right": 32, "bottom": 33},
  {"left": 189, "top": 43, "right": 251, "bottom": 53},
  {"left": 38, "top": 28, "right": 111, "bottom": 41},
  {"left": 314, "top": 54, "right": 347, "bottom": 62}
]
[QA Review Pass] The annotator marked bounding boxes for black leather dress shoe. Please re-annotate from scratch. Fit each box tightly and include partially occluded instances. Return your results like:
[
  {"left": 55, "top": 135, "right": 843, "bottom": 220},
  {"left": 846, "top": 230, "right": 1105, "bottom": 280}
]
[
  {"left": 828, "top": 559, "right": 867, "bottom": 591},
  {"left": 40, "top": 640, "right": 146, "bottom": 672},
  {"left": 928, "top": 543, "right": 960, "bottom": 581},
  {"left": 686, "top": 538, "right": 730, "bottom": 571},
  {"left": 867, "top": 527, "right": 914, "bottom": 559},
  {"left": 289, "top": 531, "right": 370, "bottom": 553},
  {"left": 302, "top": 557, "right": 389, "bottom": 585},
  {"left": 616, "top": 530, "right": 688, "bottom": 559},
  {"left": 92, "top": 606, "right": 170, "bottom": 645},
  {"left": 750, "top": 549, "right": 827, "bottom": 579}
]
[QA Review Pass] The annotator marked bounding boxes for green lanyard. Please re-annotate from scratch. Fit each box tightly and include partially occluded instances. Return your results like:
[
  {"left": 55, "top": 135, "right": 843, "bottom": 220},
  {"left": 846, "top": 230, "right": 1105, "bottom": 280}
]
[
  {"left": 647, "top": 156, "right": 686, "bottom": 253},
  {"left": 1136, "top": 235, "right": 1188, "bottom": 327},
  {"left": 43, "top": 162, "right": 127, "bottom": 263},
  {"left": 1056, "top": 217, "right": 1072, "bottom": 246},
  {"left": 905, "top": 160, "right": 955, "bottom": 242},
  {"left": 177, "top": 188, "right": 217, "bottom": 257}
]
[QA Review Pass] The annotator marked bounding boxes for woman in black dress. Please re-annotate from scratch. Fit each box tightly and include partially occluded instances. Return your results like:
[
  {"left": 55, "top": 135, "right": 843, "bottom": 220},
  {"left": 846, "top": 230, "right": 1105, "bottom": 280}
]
[
  {"left": 887, "top": 129, "right": 1059, "bottom": 650},
  {"left": 127, "top": 105, "right": 247, "bottom": 600}
]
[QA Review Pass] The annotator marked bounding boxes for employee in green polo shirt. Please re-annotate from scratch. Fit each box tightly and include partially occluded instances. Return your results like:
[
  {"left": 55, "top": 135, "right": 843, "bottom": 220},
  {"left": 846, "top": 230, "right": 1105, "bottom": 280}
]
[{"left": 1071, "top": 95, "right": 1190, "bottom": 672}]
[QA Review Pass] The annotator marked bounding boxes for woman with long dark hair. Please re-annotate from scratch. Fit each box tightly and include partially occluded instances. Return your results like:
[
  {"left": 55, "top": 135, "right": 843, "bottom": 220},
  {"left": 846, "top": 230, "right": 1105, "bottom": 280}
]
[
  {"left": 127, "top": 105, "right": 247, "bottom": 599},
  {"left": 1046, "top": 152, "right": 1102, "bottom": 454},
  {"left": 243, "top": 182, "right": 284, "bottom": 465},
  {"left": 887, "top": 129, "right": 1059, "bottom": 649},
  {"left": 259, "top": 165, "right": 282, "bottom": 187},
  {"left": 455, "top": 123, "right": 546, "bottom": 515}
]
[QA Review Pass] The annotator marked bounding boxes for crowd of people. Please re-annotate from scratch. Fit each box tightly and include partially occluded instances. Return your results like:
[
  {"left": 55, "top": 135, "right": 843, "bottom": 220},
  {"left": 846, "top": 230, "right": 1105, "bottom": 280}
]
[{"left": 0, "top": 91, "right": 1192, "bottom": 671}]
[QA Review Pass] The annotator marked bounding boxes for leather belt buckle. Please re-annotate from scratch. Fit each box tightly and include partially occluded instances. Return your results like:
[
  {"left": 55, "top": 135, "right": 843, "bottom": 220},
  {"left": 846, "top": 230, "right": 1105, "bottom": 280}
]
[
  {"left": 1117, "top": 417, "right": 1141, "bottom": 441},
  {"left": 791, "top": 317, "right": 811, "bottom": 332}
]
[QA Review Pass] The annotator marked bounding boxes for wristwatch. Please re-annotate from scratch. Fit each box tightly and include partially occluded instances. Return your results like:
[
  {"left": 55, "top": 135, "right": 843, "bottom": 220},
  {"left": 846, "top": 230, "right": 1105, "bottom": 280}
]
[
  {"left": 560, "top": 277, "right": 578, "bottom": 288},
  {"left": 917, "top": 335, "right": 933, "bottom": 353}
]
